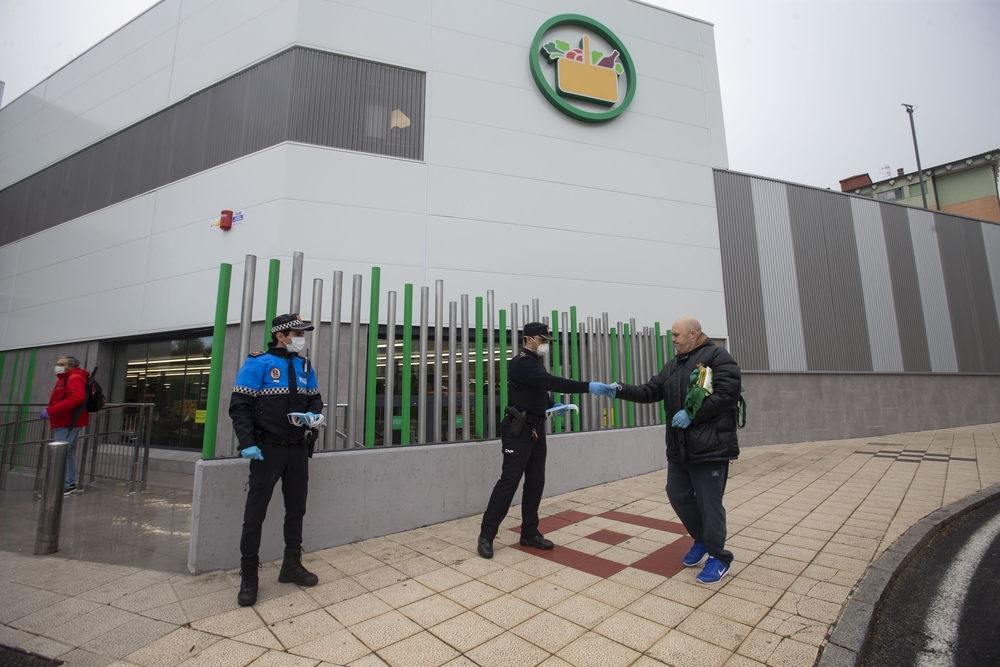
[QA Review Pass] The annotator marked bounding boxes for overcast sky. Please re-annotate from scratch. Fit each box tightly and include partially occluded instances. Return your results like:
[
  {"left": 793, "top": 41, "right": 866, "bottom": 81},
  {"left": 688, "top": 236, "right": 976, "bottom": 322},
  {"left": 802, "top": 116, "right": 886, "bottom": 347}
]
[{"left": 1, "top": 0, "right": 997, "bottom": 191}]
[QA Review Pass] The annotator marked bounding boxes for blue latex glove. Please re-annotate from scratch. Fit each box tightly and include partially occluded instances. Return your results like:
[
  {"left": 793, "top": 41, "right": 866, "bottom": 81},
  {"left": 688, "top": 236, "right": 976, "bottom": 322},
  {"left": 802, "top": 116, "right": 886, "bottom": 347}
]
[
  {"left": 589, "top": 382, "right": 612, "bottom": 396},
  {"left": 39, "top": 410, "right": 49, "bottom": 420},
  {"left": 547, "top": 403, "right": 572, "bottom": 417},
  {"left": 671, "top": 410, "right": 692, "bottom": 428},
  {"left": 241, "top": 445, "right": 264, "bottom": 461},
  {"left": 607, "top": 383, "right": 622, "bottom": 399}
]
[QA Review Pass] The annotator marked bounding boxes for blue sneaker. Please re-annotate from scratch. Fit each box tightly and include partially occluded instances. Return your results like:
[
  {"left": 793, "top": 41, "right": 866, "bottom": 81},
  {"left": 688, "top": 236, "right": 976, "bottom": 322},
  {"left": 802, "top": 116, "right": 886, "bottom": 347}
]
[
  {"left": 682, "top": 541, "right": 708, "bottom": 567},
  {"left": 696, "top": 556, "right": 730, "bottom": 584}
]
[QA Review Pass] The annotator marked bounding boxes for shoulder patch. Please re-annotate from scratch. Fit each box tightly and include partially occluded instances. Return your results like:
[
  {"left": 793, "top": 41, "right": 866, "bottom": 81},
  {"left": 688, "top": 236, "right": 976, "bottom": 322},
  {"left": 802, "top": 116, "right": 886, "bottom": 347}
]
[{"left": 249, "top": 350, "right": 266, "bottom": 357}]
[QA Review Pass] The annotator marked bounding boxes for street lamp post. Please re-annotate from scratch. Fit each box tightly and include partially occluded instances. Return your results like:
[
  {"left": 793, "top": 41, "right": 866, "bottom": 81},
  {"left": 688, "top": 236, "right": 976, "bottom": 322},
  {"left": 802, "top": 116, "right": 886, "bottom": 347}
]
[{"left": 902, "top": 103, "right": 929, "bottom": 209}]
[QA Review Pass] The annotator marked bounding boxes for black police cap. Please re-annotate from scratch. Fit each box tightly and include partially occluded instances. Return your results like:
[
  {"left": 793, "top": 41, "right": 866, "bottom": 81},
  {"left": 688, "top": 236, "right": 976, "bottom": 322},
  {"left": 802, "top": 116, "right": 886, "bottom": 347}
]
[{"left": 523, "top": 322, "right": 554, "bottom": 340}]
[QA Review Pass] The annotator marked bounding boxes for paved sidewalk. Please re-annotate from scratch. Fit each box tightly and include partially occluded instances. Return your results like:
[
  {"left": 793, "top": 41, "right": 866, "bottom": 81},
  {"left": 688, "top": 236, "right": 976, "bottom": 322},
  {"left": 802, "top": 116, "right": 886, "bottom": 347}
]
[{"left": 1, "top": 423, "right": 999, "bottom": 667}]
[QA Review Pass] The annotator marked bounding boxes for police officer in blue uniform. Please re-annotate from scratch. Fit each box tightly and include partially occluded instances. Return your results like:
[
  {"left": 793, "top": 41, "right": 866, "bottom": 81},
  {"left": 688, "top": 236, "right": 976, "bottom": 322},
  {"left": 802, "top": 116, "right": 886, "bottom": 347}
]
[
  {"left": 231, "top": 313, "right": 325, "bottom": 607},
  {"left": 477, "top": 322, "right": 615, "bottom": 559}
]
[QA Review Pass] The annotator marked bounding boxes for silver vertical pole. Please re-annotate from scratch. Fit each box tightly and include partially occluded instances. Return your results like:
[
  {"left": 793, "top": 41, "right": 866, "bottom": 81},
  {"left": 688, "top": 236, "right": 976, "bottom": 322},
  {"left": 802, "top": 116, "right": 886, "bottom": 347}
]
[
  {"left": 384, "top": 291, "right": 396, "bottom": 447},
  {"left": 418, "top": 287, "right": 429, "bottom": 444},
  {"left": 346, "top": 274, "right": 363, "bottom": 449},
  {"left": 35, "top": 441, "right": 68, "bottom": 555},
  {"left": 486, "top": 290, "right": 496, "bottom": 438},
  {"left": 645, "top": 328, "right": 655, "bottom": 424},
  {"left": 448, "top": 301, "right": 457, "bottom": 442},
  {"left": 561, "top": 311, "right": 571, "bottom": 431},
  {"left": 231, "top": 255, "right": 256, "bottom": 455},
  {"left": 542, "top": 314, "right": 552, "bottom": 434},
  {"left": 325, "top": 271, "right": 344, "bottom": 450},
  {"left": 510, "top": 304, "right": 519, "bottom": 351},
  {"left": 587, "top": 317, "right": 597, "bottom": 430},
  {"left": 629, "top": 318, "right": 639, "bottom": 426},
  {"left": 461, "top": 295, "right": 470, "bottom": 441},
  {"left": 309, "top": 278, "right": 323, "bottom": 382},
  {"left": 433, "top": 281, "right": 444, "bottom": 443},
  {"left": 638, "top": 328, "right": 647, "bottom": 425},
  {"left": 531, "top": 299, "right": 540, "bottom": 324},
  {"left": 290, "top": 250, "right": 304, "bottom": 313},
  {"left": 601, "top": 313, "right": 610, "bottom": 429},
  {"left": 522, "top": 305, "right": 530, "bottom": 328}
]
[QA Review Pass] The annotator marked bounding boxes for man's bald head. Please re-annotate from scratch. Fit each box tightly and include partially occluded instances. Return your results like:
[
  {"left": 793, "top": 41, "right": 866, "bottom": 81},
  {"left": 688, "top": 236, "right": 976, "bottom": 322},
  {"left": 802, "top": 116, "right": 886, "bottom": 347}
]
[{"left": 671, "top": 317, "right": 705, "bottom": 355}]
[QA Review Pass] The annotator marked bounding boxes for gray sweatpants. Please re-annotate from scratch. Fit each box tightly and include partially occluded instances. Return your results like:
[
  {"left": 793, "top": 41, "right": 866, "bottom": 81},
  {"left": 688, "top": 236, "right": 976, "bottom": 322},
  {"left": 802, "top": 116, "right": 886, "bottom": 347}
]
[{"left": 666, "top": 460, "right": 734, "bottom": 566}]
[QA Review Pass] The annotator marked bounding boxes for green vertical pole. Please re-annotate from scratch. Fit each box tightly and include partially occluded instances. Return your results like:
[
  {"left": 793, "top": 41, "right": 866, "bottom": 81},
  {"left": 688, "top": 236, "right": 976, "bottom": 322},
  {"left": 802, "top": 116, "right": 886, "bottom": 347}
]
[
  {"left": 364, "top": 266, "right": 381, "bottom": 448},
  {"left": 202, "top": 263, "right": 232, "bottom": 459},
  {"left": 475, "top": 297, "right": 483, "bottom": 438},
  {"left": 623, "top": 323, "right": 635, "bottom": 427},
  {"left": 14, "top": 348, "right": 37, "bottom": 463},
  {"left": 666, "top": 329, "right": 675, "bottom": 360},
  {"left": 569, "top": 306, "right": 580, "bottom": 432},
  {"left": 401, "top": 284, "right": 413, "bottom": 445},
  {"left": 610, "top": 327, "right": 621, "bottom": 428},
  {"left": 498, "top": 309, "right": 508, "bottom": 417},
  {"left": 2, "top": 351, "right": 19, "bottom": 447},
  {"left": 655, "top": 322, "right": 666, "bottom": 423},
  {"left": 550, "top": 309, "right": 562, "bottom": 433},
  {"left": 263, "top": 259, "right": 280, "bottom": 349}
]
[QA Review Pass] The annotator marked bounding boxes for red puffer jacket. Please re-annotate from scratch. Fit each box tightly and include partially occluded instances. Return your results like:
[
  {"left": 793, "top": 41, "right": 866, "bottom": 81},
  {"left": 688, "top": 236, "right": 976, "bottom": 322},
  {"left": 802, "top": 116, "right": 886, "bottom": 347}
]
[{"left": 47, "top": 368, "right": 90, "bottom": 429}]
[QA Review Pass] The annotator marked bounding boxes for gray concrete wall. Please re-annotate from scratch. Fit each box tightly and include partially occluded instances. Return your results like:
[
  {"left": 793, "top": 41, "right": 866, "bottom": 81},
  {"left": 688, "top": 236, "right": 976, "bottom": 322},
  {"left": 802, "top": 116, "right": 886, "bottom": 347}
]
[
  {"left": 188, "top": 426, "right": 667, "bottom": 573},
  {"left": 740, "top": 371, "right": 1000, "bottom": 446}
]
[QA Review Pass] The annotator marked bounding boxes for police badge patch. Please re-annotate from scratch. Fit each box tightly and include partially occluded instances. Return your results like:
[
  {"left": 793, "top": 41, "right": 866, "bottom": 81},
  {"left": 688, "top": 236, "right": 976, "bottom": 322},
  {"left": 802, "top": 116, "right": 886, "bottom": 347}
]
[{"left": 270, "top": 368, "right": 281, "bottom": 381}]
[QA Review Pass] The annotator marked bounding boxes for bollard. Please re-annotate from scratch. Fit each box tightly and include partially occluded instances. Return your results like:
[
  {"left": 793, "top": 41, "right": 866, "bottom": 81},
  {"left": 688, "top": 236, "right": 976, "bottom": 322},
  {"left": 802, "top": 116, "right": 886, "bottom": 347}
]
[{"left": 35, "top": 441, "right": 69, "bottom": 556}]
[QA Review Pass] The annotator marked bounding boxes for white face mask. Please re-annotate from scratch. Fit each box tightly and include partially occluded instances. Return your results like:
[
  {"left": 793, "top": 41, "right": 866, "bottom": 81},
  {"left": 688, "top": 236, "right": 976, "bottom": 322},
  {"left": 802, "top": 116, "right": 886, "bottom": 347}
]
[
  {"left": 284, "top": 335, "right": 306, "bottom": 354},
  {"left": 55, "top": 365, "right": 66, "bottom": 375},
  {"left": 536, "top": 343, "right": 550, "bottom": 356}
]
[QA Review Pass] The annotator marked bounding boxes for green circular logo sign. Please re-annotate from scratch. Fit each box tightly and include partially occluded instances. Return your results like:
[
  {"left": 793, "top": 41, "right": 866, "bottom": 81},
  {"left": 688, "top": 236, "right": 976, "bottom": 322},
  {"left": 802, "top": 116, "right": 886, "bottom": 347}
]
[{"left": 529, "top": 14, "right": 637, "bottom": 123}]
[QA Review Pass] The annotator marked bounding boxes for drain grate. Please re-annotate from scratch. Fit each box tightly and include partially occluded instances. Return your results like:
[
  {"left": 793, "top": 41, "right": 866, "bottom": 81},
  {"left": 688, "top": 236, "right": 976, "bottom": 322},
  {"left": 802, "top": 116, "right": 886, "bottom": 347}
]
[{"left": 0, "top": 645, "right": 63, "bottom": 666}]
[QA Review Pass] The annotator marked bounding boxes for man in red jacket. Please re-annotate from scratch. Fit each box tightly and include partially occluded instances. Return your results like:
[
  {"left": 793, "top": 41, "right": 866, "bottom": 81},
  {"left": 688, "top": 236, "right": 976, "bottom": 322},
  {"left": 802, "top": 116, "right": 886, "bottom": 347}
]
[{"left": 42, "top": 356, "right": 90, "bottom": 495}]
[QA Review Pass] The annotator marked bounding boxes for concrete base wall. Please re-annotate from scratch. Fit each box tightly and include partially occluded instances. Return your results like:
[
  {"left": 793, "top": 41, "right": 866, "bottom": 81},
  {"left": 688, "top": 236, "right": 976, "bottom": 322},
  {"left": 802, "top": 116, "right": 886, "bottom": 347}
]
[
  {"left": 188, "top": 426, "right": 667, "bottom": 573},
  {"left": 740, "top": 372, "right": 1000, "bottom": 446}
]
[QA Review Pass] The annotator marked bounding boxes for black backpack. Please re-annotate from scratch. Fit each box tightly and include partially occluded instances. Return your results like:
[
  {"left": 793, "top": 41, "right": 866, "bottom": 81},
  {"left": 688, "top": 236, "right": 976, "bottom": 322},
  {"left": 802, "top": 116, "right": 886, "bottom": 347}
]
[{"left": 66, "top": 367, "right": 106, "bottom": 429}]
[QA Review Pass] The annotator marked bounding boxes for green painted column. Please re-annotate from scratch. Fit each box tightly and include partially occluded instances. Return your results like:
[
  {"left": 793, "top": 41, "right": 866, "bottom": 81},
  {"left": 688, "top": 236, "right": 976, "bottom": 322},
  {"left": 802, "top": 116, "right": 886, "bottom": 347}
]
[
  {"left": 401, "top": 284, "right": 413, "bottom": 445},
  {"left": 655, "top": 322, "right": 666, "bottom": 423},
  {"left": 666, "top": 330, "right": 675, "bottom": 360},
  {"left": 610, "top": 327, "right": 621, "bottom": 428},
  {"left": 498, "top": 309, "right": 508, "bottom": 417},
  {"left": 623, "top": 322, "right": 635, "bottom": 427},
  {"left": 263, "top": 259, "right": 280, "bottom": 349},
  {"left": 2, "top": 350, "right": 19, "bottom": 447},
  {"left": 202, "top": 263, "right": 232, "bottom": 459},
  {"left": 364, "top": 266, "right": 381, "bottom": 448},
  {"left": 475, "top": 297, "right": 483, "bottom": 438},
  {"left": 569, "top": 306, "right": 580, "bottom": 432},
  {"left": 550, "top": 309, "right": 562, "bottom": 433},
  {"left": 14, "top": 348, "right": 37, "bottom": 461}
]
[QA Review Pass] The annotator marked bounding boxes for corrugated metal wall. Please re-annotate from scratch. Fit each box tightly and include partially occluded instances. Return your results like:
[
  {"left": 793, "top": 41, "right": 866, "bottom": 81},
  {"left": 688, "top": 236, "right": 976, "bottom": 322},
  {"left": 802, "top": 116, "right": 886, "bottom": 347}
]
[
  {"left": 715, "top": 169, "right": 1000, "bottom": 373},
  {"left": 0, "top": 48, "right": 426, "bottom": 247}
]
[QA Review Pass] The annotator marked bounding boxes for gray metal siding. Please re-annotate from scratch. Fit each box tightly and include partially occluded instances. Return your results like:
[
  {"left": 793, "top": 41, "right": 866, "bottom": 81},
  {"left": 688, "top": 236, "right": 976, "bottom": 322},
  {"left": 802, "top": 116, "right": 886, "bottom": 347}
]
[
  {"left": 819, "top": 189, "right": 872, "bottom": 371},
  {"left": 879, "top": 203, "right": 932, "bottom": 372},
  {"left": 749, "top": 176, "right": 807, "bottom": 371},
  {"left": 907, "top": 208, "right": 958, "bottom": 372},
  {"left": 850, "top": 197, "right": 903, "bottom": 372},
  {"left": 982, "top": 223, "right": 1000, "bottom": 342},
  {"left": 0, "top": 48, "right": 425, "bottom": 247},
  {"left": 935, "top": 215, "right": 1000, "bottom": 372},
  {"left": 787, "top": 185, "right": 844, "bottom": 370},
  {"left": 714, "top": 170, "right": 769, "bottom": 370}
]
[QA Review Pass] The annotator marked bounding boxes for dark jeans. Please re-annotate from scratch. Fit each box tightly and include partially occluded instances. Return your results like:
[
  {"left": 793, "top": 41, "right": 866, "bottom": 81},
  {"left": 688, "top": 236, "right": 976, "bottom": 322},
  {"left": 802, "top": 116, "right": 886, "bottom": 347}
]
[
  {"left": 240, "top": 441, "right": 309, "bottom": 558},
  {"left": 480, "top": 420, "right": 546, "bottom": 541},
  {"left": 667, "top": 459, "right": 733, "bottom": 566}
]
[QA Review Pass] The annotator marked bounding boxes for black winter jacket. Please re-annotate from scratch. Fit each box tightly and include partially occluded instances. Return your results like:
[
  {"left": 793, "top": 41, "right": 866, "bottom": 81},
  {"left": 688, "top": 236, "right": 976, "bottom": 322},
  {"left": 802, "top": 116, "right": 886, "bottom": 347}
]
[{"left": 617, "top": 338, "right": 741, "bottom": 464}]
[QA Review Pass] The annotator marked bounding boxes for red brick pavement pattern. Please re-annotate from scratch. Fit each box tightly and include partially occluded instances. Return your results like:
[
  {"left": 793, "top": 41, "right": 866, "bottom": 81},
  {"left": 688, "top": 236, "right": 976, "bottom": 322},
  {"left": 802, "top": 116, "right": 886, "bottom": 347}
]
[{"left": 508, "top": 509, "right": 692, "bottom": 580}]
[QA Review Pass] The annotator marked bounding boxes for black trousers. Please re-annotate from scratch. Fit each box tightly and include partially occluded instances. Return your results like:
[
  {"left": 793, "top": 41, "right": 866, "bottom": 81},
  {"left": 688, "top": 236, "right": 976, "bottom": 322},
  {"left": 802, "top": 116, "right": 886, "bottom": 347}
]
[
  {"left": 240, "top": 441, "right": 309, "bottom": 558},
  {"left": 480, "top": 419, "right": 546, "bottom": 541},
  {"left": 666, "top": 460, "right": 733, "bottom": 566}
]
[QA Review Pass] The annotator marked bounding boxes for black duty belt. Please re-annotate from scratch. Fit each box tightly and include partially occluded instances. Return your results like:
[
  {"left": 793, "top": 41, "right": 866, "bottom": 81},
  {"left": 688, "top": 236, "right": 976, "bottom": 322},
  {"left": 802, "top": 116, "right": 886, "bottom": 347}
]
[{"left": 257, "top": 433, "right": 304, "bottom": 446}]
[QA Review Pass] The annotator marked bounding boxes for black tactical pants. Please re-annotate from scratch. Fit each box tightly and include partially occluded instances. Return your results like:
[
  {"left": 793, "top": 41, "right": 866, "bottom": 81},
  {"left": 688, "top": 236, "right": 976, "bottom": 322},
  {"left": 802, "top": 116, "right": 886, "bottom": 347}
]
[
  {"left": 666, "top": 460, "right": 734, "bottom": 566},
  {"left": 240, "top": 440, "right": 309, "bottom": 558},
  {"left": 480, "top": 419, "right": 546, "bottom": 541}
]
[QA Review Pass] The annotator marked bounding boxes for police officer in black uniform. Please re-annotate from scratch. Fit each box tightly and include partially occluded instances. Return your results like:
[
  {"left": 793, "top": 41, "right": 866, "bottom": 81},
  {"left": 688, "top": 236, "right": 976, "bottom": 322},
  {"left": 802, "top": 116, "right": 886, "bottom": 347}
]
[
  {"left": 477, "top": 322, "right": 615, "bottom": 559},
  {"left": 231, "top": 314, "right": 324, "bottom": 606}
]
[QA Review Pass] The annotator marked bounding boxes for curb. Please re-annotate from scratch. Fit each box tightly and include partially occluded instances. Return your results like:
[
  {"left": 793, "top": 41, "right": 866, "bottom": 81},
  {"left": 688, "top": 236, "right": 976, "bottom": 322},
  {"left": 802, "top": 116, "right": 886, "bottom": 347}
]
[{"left": 816, "top": 481, "right": 1000, "bottom": 667}]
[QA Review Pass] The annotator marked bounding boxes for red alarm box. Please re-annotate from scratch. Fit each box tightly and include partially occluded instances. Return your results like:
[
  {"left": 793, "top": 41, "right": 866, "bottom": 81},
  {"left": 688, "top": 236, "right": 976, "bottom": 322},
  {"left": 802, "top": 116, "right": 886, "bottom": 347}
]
[{"left": 220, "top": 210, "right": 233, "bottom": 231}]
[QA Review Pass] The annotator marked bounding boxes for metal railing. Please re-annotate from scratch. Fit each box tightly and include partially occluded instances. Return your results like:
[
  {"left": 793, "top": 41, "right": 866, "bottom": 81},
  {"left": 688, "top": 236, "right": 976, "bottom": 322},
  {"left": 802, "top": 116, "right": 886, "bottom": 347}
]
[{"left": 0, "top": 403, "right": 154, "bottom": 495}]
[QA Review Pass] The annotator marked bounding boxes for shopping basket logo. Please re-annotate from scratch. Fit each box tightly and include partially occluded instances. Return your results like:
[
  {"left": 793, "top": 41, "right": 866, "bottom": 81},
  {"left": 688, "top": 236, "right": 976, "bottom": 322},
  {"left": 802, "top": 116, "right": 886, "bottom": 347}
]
[{"left": 529, "top": 14, "right": 636, "bottom": 123}]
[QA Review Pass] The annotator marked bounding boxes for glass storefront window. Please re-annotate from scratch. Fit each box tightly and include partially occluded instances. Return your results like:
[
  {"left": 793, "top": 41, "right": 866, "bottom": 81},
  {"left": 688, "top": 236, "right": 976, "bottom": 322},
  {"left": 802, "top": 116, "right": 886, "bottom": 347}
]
[{"left": 113, "top": 331, "right": 213, "bottom": 449}]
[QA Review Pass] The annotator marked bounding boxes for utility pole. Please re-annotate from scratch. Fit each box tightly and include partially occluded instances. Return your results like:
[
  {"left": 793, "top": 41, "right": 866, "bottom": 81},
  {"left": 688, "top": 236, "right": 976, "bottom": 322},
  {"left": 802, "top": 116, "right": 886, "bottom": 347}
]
[{"left": 902, "top": 104, "right": 929, "bottom": 209}]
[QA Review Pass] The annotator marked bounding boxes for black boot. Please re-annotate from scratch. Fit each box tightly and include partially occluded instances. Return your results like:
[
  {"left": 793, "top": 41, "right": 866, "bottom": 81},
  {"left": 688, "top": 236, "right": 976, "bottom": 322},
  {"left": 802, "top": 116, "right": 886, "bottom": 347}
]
[
  {"left": 238, "top": 556, "right": 260, "bottom": 607},
  {"left": 278, "top": 547, "right": 319, "bottom": 587}
]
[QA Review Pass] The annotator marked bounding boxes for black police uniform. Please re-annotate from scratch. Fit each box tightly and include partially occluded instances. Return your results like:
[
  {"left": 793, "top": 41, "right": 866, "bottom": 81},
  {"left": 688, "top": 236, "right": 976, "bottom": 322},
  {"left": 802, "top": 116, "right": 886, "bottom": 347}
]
[
  {"left": 479, "top": 347, "right": 590, "bottom": 543},
  {"left": 230, "top": 343, "right": 322, "bottom": 559}
]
